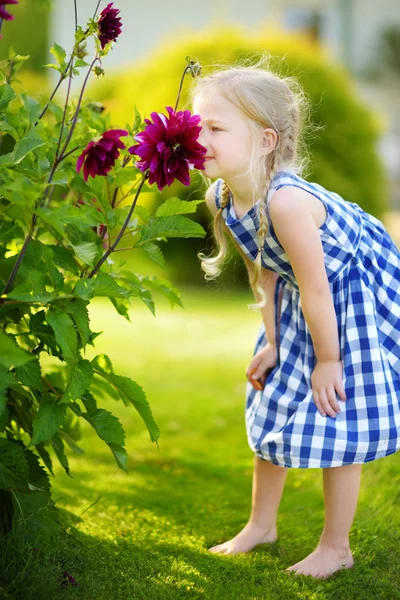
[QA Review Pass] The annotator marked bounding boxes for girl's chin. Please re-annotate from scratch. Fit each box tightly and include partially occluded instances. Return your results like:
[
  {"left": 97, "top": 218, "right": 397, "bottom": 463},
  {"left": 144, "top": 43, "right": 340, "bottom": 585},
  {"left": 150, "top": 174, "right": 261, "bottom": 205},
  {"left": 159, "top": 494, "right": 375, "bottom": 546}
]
[{"left": 202, "top": 161, "right": 219, "bottom": 177}]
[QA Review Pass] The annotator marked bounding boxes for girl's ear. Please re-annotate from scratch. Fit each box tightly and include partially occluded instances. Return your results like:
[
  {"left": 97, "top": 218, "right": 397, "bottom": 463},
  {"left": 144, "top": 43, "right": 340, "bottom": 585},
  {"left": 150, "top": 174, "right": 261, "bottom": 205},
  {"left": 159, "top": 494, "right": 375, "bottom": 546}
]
[{"left": 261, "top": 128, "right": 278, "bottom": 156}]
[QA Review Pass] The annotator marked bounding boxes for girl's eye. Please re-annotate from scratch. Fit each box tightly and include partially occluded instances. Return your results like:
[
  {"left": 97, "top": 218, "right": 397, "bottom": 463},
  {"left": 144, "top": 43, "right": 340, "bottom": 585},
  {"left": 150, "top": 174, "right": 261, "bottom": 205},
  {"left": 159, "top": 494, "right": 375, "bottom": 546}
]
[{"left": 211, "top": 127, "right": 222, "bottom": 132}]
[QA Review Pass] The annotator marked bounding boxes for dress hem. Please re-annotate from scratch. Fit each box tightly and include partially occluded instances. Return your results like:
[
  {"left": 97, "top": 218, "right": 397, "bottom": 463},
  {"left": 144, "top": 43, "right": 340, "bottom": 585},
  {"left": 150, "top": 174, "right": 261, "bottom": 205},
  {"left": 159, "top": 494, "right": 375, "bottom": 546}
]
[{"left": 253, "top": 446, "right": 400, "bottom": 469}]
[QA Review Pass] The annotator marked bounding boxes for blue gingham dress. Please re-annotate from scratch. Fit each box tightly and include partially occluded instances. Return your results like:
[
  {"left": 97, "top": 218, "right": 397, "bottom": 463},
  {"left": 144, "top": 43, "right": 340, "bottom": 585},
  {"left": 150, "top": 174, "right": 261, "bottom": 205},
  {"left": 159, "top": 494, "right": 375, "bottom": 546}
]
[{"left": 215, "top": 170, "right": 400, "bottom": 468}]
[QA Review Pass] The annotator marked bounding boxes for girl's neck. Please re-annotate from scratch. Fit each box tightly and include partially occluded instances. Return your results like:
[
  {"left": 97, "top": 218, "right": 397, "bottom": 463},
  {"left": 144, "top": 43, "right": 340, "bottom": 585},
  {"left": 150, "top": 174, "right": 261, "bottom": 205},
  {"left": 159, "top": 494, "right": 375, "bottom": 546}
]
[{"left": 224, "top": 171, "right": 274, "bottom": 213}]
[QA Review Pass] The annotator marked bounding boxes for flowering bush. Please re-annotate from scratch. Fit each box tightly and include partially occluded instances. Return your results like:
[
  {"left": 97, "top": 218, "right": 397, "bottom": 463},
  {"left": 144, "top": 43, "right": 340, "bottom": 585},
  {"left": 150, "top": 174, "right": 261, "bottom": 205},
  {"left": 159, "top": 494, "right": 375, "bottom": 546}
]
[{"left": 0, "top": 1, "right": 205, "bottom": 539}]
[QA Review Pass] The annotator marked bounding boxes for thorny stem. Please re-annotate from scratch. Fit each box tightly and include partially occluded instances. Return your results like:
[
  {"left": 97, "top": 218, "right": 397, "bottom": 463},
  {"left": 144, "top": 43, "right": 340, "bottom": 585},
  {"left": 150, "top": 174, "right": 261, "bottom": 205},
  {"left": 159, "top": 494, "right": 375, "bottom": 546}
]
[{"left": 87, "top": 172, "right": 149, "bottom": 278}]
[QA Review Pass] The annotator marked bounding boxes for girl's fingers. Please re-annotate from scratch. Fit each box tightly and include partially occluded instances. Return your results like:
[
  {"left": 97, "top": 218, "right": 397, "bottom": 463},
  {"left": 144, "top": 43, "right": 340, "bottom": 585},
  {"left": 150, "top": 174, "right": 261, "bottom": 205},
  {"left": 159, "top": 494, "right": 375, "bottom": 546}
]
[
  {"left": 248, "top": 368, "right": 263, "bottom": 390},
  {"left": 327, "top": 385, "right": 341, "bottom": 413},
  {"left": 312, "top": 391, "right": 326, "bottom": 417},
  {"left": 336, "top": 381, "right": 347, "bottom": 402},
  {"left": 317, "top": 389, "right": 336, "bottom": 418},
  {"left": 320, "top": 389, "right": 337, "bottom": 418}
]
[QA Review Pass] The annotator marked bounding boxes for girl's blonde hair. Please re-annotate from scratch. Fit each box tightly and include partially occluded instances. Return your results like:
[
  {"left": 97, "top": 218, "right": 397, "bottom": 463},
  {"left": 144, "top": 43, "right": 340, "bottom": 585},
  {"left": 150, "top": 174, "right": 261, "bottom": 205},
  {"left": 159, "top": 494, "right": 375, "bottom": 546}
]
[{"left": 191, "top": 56, "right": 311, "bottom": 308}]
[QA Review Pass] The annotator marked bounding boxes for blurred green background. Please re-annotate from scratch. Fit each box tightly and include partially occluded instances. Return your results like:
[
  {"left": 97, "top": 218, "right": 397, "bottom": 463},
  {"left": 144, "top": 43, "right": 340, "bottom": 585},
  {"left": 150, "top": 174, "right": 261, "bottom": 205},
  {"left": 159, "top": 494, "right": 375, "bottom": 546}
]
[{"left": 2, "top": 4, "right": 400, "bottom": 597}]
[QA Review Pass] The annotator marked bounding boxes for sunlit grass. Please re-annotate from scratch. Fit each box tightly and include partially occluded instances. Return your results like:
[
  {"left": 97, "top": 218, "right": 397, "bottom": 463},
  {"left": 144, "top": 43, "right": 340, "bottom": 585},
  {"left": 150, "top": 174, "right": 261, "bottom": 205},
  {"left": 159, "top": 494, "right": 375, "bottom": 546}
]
[{"left": 4, "top": 285, "right": 396, "bottom": 599}]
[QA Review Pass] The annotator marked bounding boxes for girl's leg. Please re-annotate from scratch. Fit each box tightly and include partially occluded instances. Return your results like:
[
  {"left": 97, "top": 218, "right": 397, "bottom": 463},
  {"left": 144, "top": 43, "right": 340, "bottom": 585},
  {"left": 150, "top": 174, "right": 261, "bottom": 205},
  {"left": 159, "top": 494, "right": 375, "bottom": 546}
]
[
  {"left": 286, "top": 463, "right": 362, "bottom": 578},
  {"left": 209, "top": 455, "right": 288, "bottom": 555}
]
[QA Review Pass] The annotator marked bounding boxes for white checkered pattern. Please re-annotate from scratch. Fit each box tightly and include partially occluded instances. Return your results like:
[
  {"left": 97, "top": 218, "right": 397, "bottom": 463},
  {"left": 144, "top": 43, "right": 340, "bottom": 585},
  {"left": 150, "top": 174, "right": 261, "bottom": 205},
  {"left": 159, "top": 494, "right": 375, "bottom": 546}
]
[{"left": 216, "top": 171, "right": 400, "bottom": 468}]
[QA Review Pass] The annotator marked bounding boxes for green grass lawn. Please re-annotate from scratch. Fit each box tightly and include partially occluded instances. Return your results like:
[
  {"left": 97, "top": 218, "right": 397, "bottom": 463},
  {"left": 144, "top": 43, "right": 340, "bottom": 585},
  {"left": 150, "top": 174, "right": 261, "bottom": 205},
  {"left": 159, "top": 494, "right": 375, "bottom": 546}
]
[{"left": 3, "top": 287, "right": 400, "bottom": 599}]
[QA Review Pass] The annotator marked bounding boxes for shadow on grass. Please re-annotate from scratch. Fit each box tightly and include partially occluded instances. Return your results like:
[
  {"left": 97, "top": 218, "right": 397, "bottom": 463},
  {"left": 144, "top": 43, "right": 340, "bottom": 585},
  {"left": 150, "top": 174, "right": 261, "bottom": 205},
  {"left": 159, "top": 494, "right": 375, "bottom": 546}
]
[{"left": 40, "top": 451, "right": 400, "bottom": 600}]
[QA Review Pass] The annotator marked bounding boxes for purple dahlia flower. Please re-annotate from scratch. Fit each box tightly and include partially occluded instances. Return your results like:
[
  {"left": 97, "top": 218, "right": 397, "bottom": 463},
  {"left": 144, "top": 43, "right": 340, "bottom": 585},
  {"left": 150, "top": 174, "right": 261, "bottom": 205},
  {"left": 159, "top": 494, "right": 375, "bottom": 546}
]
[
  {"left": 76, "top": 129, "right": 128, "bottom": 182},
  {"left": 97, "top": 2, "right": 122, "bottom": 49},
  {"left": 128, "top": 106, "right": 207, "bottom": 190},
  {"left": 0, "top": 0, "right": 18, "bottom": 21},
  {"left": 0, "top": 1, "right": 18, "bottom": 38}
]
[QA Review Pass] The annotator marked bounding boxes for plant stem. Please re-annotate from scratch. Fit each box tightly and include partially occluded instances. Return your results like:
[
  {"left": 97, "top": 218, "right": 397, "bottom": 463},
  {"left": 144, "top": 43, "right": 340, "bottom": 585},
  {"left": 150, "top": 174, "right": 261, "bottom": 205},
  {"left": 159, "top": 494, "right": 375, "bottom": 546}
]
[
  {"left": 54, "top": 58, "right": 74, "bottom": 163},
  {"left": 93, "top": 1, "right": 102, "bottom": 19},
  {"left": 174, "top": 66, "right": 190, "bottom": 112},
  {"left": 74, "top": 0, "right": 78, "bottom": 32},
  {"left": 57, "top": 54, "right": 100, "bottom": 162},
  {"left": 34, "top": 57, "right": 73, "bottom": 126},
  {"left": 0, "top": 230, "right": 33, "bottom": 297},
  {"left": 87, "top": 173, "right": 148, "bottom": 278}
]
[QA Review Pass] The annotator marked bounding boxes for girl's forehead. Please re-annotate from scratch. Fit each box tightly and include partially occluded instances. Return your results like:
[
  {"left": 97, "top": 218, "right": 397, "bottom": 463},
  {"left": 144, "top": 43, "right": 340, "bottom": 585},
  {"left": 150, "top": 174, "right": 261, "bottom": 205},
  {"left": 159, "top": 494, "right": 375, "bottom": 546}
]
[{"left": 193, "top": 92, "right": 236, "bottom": 117}]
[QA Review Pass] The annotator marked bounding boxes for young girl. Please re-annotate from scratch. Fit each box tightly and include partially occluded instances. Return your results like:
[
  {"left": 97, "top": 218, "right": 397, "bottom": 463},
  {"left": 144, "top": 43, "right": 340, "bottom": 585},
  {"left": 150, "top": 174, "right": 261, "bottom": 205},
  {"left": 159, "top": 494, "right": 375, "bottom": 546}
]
[{"left": 191, "top": 63, "right": 400, "bottom": 579}]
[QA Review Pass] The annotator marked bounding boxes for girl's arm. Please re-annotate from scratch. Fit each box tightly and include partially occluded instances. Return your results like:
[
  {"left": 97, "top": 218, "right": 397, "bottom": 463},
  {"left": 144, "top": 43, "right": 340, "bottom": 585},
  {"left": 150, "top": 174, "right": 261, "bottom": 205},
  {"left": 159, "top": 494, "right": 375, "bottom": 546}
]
[
  {"left": 268, "top": 186, "right": 340, "bottom": 362},
  {"left": 269, "top": 186, "right": 346, "bottom": 417}
]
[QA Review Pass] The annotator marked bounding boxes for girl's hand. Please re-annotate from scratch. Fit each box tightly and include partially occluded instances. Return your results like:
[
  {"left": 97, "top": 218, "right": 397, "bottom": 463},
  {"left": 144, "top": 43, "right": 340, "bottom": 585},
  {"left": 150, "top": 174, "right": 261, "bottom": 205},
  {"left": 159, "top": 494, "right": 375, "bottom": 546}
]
[
  {"left": 311, "top": 360, "right": 347, "bottom": 417},
  {"left": 246, "top": 343, "right": 277, "bottom": 391}
]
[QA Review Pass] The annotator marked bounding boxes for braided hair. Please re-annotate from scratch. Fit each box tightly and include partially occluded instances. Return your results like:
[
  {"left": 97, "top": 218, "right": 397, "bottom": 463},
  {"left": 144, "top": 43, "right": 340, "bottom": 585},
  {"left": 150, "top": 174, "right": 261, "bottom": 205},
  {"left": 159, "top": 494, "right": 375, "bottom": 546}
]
[{"left": 195, "top": 62, "right": 309, "bottom": 309}]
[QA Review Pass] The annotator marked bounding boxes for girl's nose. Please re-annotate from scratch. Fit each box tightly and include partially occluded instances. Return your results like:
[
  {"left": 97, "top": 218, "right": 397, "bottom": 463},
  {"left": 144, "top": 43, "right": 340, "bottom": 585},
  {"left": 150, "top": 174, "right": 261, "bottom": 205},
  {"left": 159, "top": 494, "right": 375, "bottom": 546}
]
[{"left": 198, "top": 128, "right": 207, "bottom": 149}]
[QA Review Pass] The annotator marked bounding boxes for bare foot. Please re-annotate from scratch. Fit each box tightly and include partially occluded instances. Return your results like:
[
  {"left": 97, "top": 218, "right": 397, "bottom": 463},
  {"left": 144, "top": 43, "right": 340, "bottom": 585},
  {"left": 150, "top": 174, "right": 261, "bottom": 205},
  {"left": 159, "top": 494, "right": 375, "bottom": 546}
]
[
  {"left": 208, "top": 522, "right": 277, "bottom": 555},
  {"left": 286, "top": 544, "right": 354, "bottom": 579}
]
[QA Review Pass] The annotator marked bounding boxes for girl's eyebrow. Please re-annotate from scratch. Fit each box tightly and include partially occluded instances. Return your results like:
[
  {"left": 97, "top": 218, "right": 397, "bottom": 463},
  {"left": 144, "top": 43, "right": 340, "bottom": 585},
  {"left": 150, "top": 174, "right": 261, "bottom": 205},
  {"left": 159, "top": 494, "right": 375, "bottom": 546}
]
[{"left": 202, "top": 118, "right": 225, "bottom": 125}]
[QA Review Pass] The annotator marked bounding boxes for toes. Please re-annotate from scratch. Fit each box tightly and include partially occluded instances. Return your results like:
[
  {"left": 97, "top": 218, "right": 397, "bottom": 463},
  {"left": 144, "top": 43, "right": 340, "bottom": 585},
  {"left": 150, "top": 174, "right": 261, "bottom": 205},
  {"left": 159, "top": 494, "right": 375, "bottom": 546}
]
[{"left": 208, "top": 544, "right": 228, "bottom": 554}]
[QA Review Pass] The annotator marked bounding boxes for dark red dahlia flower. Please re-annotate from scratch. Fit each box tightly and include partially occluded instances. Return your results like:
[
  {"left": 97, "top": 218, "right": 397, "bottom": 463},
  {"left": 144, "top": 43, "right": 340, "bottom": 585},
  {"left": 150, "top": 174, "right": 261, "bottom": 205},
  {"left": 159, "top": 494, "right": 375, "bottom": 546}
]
[
  {"left": 128, "top": 106, "right": 206, "bottom": 190},
  {"left": 76, "top": 129, "right": 128, "bottom": 182},
  {"left": 97, "top": 2, "right": 122, "bottom": 49},
  {"left": 0, "top": 0, "right": 18, "bottom": 21}
]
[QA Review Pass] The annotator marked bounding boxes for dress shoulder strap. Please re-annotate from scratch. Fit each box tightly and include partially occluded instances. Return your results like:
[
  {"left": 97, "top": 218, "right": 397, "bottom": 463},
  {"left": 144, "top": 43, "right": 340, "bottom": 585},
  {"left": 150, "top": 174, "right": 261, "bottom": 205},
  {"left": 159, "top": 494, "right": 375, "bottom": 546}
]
[{"left": 214, "top": 178, "right": 224, "bottom": 210}]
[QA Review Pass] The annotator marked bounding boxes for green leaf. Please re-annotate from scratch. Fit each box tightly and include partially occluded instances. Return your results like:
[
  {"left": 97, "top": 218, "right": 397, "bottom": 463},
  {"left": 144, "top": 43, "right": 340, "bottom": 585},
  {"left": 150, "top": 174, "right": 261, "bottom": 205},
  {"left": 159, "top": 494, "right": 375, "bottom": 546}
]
[
  {"left": 141, "top": 276, "right": 183, "bottom": 308},
  {"left": 15, "top": 359, "right": 42, "bottom": 390},
  {"left": 0, "top": 366, "right": 15, "bottom": 418},
  {"left": 141, "top": 242, "right": 166, "bottom": 269},
  {"left": 156, "top": 197, "right": 204, "bottom": 217},
  {"left": 0, "top": 331, "right": 35, "bottom": 368},
  {"left": 113, "top": 166, "right": 140, "bottom": 188},
  {"left": 0, "top": 83, "right": 16, "bottom": 111},
  {"left": 139, "top": 215, "right": 206, "bottom": 243},
  {"left": 93, "top": 273, "right": 130, "bottom": 298},
  {"left": 49, "top": 244, "right": 79, "bottom": 275},
  {"left": 29, "top": 311, "right": 58, "bottom": 355},
  {"left": 108, "top": 443, "right": 128, "bottom": 471},
  {"left": 61, "top": 359, "right": 93, "bottom": 403},
  {"left": 51, "top": 432, "right": 71, "bottom": 477},
  {"left": 83, "top": 408, "right": 128, "bottom": 471},
  {"left": 92, "top": 355, "right": 160, "bottom": 444},
  {"left": 45, "top": 307, "right": 78, "bottom": 364},
  {"left": 29, "top": 394, "right": 67, "bottom": 447},
  {"left": 71, "top": 242, "right": 98, "bottom": 266},
  {"left": 8, "top": 268, "right": 56, "bottom": 304},
  {"left": 35, "top": 442, "right": 54, "bottom": 476},
  {"left": 0, "top": 118, "right": 19, "bottom": 140},
  {"left": 74, "top": 274, "right": 129, "bottom": 301},
  {"left": 62, "top": 299, "right": 91, "bottom": 347},
  {"left": 85, "top": 408, "right": 125, "bottom": 445},
  {"left": 10, "top": 127, "right": 47, "bottom": 165},
  {"left": 133, "top": 205, "right": 150, "bottom": 223},
  {"left": 0, "top": 438, "right": 30, "bottom": 489},
  {"left": 81, "top": 391, "right": 97, "bottom": 414},
  {"left": 0, "top": 222, "right": 24, "bottom": 243},
  {"left": 50, "top": 42, "right": 67, "bottom": 68},
  {"left": 0, "top": 405, "right": 8, "bottom": 433},
  {"left": 73, "top": 278, "right": 96, "bottom": 301},
  {"left": 109, "top": 297, "right": 131, "bottom": 321}
]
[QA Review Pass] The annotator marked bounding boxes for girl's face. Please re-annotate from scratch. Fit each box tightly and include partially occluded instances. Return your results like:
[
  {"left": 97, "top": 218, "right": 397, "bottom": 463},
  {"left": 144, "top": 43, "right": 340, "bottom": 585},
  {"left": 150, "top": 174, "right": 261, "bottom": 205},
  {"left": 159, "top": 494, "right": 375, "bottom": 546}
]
[{"left": 193, "top": 91, "right": 254, "bottom": 182}]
